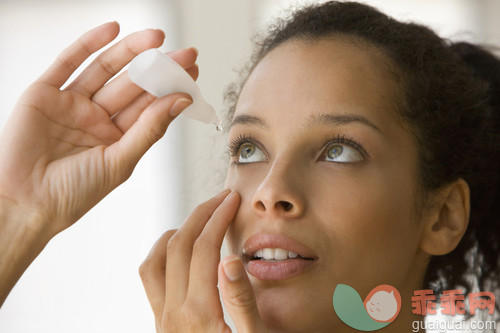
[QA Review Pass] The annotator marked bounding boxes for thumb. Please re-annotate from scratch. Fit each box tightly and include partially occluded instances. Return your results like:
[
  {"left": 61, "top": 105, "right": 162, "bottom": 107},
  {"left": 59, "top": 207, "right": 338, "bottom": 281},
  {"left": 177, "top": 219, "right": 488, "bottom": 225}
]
[
  {"left": 105, "top": 94, "right": 192, "bottom": 182},
  {"left": 219, "top": 255, "right": 267, "bottom": 333}
]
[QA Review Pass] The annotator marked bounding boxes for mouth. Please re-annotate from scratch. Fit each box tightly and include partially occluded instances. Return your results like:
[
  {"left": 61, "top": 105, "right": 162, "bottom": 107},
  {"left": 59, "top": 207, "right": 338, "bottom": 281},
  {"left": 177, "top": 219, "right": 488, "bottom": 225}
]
[
  {"left": 241, "top": 233, "right": 318, "bottom": 280},
  {"left": 245, "top": 248, "right": 315, "bottom": 261}
]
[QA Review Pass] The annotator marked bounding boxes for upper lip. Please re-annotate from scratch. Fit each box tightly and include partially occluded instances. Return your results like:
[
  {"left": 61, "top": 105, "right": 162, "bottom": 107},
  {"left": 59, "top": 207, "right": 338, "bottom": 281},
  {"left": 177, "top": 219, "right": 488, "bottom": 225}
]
[{"left": 242, "top": 233, "right": 318, "bottom": 260}]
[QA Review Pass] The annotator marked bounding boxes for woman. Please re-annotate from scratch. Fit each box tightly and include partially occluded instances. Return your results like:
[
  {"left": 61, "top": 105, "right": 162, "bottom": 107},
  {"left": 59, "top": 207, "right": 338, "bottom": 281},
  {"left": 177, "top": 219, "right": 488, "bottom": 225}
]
[{"left": 0, "top": 1, "right": 498, "bottom": 332}]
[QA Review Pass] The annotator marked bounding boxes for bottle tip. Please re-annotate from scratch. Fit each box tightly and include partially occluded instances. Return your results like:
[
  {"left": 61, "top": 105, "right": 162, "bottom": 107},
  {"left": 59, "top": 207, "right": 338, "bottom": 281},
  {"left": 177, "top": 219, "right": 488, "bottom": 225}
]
[{"left": 215, "top": 119, "right": 224, "bottom": 132}]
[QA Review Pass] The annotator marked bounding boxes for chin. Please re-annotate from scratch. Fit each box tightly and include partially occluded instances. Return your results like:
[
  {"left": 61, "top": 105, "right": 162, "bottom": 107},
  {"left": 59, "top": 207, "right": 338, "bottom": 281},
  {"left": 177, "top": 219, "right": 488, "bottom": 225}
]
[{"left": 252, "top": 280, "right": 337, "bottom": 333}]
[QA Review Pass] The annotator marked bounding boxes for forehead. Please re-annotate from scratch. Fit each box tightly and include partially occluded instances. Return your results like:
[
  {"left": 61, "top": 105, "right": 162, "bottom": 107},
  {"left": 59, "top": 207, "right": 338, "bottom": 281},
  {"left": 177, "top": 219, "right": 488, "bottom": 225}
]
[{"left": 234, "top": 38, "right": 402, "bottom": 131}]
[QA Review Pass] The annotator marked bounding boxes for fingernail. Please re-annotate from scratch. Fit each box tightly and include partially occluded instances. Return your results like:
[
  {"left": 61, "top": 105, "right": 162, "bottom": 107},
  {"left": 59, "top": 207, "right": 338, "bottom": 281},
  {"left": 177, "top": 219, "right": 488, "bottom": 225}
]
[
  {"left": 223, "top": 255, "right": 243, "bottom": 282},
  {"left": 222, "top": 191, "right": 236, "bottom": 204},
  {"left": 191, "top": 47, "right": 199, "bottom": 56},
  {"left": 169, "top": 97, "right": 192, "bottom": 118},
  {"left": 215, "top": 189, "right": 231, "bottom": 199}
]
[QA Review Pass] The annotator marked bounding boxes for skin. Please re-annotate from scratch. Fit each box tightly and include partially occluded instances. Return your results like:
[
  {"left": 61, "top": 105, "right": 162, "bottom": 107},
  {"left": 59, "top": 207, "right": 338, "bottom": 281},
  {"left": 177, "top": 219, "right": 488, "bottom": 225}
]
[
  {"left": 1, "top": 24, "right": 470, "bottom": 333},
  {"left": 223, "top": 39, "right": 431, "bottom": 332},
  {"left": 0, "top": 22, "right": 198, "bottom": 306}
]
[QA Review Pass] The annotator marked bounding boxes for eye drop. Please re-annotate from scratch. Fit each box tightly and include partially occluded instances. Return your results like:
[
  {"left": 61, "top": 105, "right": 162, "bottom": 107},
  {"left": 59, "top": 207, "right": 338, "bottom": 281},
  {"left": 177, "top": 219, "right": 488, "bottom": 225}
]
[{"left": 128, "top": 48, "right": 222, "bottom": 131}]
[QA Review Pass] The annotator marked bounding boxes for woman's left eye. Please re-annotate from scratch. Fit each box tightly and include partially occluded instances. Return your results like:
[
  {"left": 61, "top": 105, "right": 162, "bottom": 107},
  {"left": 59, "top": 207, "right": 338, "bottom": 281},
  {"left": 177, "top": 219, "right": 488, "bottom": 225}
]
[
  {"left": 238, "top": 143, "right": 266, "bottom": 164},
  {"left": 323, "top": 143, "right": 363, "bottom": 163}
]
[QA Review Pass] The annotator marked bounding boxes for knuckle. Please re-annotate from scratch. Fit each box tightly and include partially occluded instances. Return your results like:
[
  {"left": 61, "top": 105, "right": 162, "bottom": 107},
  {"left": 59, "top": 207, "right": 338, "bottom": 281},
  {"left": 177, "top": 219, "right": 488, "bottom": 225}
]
[
  {"left": 162, "top": 310, "right": 175, "bottom": 323},
  {"left": 57, "top": 53, "right": 79, "bottom": 74},
  {"left": 179, "top": 306, "right": 220, "bottom": 331},
  {"left": 166, "top": 233, "right": 183, "bottom": 252},
  {"left": 163, "top": 229, "right": 177, "bottom": 242},
  {"left": 137, "top": 93, "right": 156, "bottom": 110},
  {"left": 147, "top": 122, "right": 168, "bottom": 144},
  {"left": 97, "top": 57, "right": 119, "bottom": 76},
  {"left": 124, "top": 38, "right": 140, "bottom": 59},
  {"left": 226, "top": 287, "right": 255, "bottom": 310},
  {"left": 138, "top": 261, "right": 152, "bottom": 281},
  {"left": 160, "top": 311, "right": 181, "bottom": 331},
  {"left": 179, "top": 303, "right": 203, "bottom": 325},
  {"left": 76, "top": 37, "right": 93, "bottom": 57},
  {"left": 165, "top": 302, "right": 226, "bottom": 332},
  {"left": 180, "top": 306, "right": 195, "bottom": 321},
  {"left": 138, "top": 256, "right": 155, "bottom": 276}
]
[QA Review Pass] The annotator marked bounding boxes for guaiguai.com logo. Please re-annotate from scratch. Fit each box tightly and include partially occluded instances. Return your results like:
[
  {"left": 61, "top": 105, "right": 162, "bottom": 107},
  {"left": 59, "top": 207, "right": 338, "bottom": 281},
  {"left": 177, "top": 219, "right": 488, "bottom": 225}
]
[{"left": 332, "top": 284, "right": 402, "bottom": 331}]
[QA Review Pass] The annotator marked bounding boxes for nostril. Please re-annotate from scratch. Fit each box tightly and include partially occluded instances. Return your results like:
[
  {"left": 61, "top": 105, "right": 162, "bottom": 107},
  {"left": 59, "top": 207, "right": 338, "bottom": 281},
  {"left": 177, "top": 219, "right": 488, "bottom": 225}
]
[
  {"left": 278, "top": 201, "right": 293, "bottom": 211},
  {"left": 255, "top": 201, "right": 266, "bottom": 211},
  {"left": 254, "top": 199, "right": 296, "bottom": 213}
]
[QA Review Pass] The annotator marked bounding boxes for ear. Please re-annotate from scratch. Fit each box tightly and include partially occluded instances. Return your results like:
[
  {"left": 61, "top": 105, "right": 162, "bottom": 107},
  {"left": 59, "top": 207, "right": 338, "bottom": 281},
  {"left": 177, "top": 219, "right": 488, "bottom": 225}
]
[{"left": 419, "top": 178, "right": 470, "bottom": 256}]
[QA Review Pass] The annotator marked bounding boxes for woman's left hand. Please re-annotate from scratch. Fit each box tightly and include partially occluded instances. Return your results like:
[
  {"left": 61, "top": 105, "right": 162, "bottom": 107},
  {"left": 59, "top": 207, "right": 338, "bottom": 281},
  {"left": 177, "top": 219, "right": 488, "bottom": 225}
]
[{"left": 139, "top": 190, "right": 268, "bottom": 332}]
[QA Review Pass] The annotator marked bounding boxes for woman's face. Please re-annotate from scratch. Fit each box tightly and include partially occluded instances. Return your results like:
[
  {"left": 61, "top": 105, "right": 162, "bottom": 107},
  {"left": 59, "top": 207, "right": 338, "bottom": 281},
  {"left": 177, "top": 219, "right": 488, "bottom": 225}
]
[{"left": 224, "top": 39, "right": 429, "bottom": 332}]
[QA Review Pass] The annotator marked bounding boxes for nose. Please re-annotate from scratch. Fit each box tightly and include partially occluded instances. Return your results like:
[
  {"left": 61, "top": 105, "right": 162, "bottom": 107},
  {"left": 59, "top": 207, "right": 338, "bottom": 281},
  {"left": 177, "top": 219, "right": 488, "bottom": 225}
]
[{"left": 251, "top": 160, "right": 305, "bottom": 218}]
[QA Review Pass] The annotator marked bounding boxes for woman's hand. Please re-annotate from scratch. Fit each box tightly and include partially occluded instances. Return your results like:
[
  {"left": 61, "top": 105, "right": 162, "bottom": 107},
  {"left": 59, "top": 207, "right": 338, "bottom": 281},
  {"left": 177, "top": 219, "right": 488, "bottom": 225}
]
[
  {"left": 139, "top": 190, "right": 268, "bottom": 332},
  {"left": 0, "top": 22, "right": 197, "bottom": 305}
]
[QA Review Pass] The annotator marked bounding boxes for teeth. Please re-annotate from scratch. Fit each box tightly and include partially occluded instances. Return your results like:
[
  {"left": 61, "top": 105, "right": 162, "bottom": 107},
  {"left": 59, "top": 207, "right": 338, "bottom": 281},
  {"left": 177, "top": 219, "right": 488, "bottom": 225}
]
[
  {"left": 253, "top": 248, "right": 301, "bottom": 260},
  {"left": 263, "top": 248, "right": 274, "bottom": 260},
  {"left": 275, "top": 248, "right": 288, "bottom": 260}
]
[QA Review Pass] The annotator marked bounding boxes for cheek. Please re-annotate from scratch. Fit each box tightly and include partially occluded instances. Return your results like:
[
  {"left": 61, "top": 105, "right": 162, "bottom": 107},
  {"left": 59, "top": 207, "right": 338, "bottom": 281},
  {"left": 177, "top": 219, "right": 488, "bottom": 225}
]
[
  {"left": 314, "top": 165, "right": 421, "bottom": 284},
  {"left": 224, "top": 165, "right": 263, "bottom": 199},
  {"left": 332, "top": 177, "right": 415, "bottom": 244}
]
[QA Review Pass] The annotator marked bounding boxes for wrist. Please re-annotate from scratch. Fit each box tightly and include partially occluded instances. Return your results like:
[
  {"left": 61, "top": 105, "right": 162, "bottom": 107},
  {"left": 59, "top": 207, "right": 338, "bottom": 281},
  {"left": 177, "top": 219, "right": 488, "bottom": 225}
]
[{"left": 0, "top": 198, "right": 51, "bottom": 306}]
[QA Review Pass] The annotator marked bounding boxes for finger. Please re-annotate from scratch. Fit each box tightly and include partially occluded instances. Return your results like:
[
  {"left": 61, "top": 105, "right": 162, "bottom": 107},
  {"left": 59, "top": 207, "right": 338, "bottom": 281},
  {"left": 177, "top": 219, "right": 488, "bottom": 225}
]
[
  {"left": 139, "top": 229, "right": 177, "bottom": 320},
  {"left": 37, "top": 21, "right": 120, "bottom": 88},
  {"left": 112, "top": 92, "right": 157, "bottom": 133},
  {"left": 92, "top": 47, "right": 199, "bottom": 116},
  {"left": 93, "top": 71, "right": 145, "bottom": 116},
  {"left": 168, "top": 47, "right": 199, "bottom": 71},
  {"left": 163, "top": 189, "right": 231, "bottom": 306},
  {"left": 219, "top": 255, "right": 268, "bottom": 333},
  {"left": 66, "top": 28, "right": 165, "bottom": 97},
  {"left": 186, "top": 192, "right": 240, "bottom": 304},
  {"left": 104, "top": 93, "right": 192, "bottom": 184}
]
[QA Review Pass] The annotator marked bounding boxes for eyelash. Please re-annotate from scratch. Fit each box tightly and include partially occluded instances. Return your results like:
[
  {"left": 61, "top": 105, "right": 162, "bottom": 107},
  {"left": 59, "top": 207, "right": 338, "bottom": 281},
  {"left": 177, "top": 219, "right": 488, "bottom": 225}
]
[
  {"left": 321, "top": 134, "right": 369, "bottom": 160},
  {"left": 227, "top": 133, "right": 369, "bottom": 162},
  {"left": 228, "top": 134, "right": 263, "bottom": 159}
]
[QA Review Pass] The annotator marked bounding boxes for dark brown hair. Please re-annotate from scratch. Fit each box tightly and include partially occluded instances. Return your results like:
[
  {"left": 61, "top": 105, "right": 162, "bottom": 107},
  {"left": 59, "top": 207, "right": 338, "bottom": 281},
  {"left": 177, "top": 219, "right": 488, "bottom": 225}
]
[{"left": 225, "top": 1, "right": 500, "bottom": 304}]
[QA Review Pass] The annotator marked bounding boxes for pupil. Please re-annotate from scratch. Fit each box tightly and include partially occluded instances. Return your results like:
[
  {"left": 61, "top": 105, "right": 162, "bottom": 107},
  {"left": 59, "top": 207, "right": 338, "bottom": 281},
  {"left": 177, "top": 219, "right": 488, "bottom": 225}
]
[
  {"left": 241, "top": 144, "right": 254, "bottom": 158},
  {"left": 328, "top": 145, "right": 343, "bottom": 159}
]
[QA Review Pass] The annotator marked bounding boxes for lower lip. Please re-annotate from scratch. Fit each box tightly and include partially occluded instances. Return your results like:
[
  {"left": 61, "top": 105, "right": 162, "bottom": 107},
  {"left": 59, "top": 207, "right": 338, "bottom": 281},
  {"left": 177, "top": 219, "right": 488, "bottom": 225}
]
[{"left": 246, "top": 259, "right": 316, "bottom": 280}]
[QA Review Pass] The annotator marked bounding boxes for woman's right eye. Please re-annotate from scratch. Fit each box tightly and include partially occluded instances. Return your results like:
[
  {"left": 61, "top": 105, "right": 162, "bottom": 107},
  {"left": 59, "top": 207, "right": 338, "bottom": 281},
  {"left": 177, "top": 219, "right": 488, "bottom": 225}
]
[{"left": 237, "top": 143, "right": 267, "bottom": 164}]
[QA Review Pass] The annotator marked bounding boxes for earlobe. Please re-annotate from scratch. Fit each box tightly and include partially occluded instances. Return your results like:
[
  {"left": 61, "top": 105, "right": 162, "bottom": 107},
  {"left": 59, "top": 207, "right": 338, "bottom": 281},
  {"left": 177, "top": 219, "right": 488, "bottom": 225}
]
[{"left": 419, "top": 178, "right": 470, "bottom": 256}]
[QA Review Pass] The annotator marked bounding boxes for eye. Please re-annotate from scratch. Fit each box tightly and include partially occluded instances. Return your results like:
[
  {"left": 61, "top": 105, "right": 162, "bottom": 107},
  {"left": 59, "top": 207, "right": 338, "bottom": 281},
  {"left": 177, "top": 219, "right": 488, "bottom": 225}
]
[
  {"left": 323, "top": 143, "right": 364, "bottom": 163},
  {"left": 238, "top": 142, "right": 266, "bottom": 164}
]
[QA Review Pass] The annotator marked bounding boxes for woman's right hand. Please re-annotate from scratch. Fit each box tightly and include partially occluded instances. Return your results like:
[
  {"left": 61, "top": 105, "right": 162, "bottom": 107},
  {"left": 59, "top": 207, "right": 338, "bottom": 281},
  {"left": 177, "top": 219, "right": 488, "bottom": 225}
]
[
  {"left": 0, "top": 22, "right": 198, "bottom": 304},
  {"left": 140, "top": 191, "right": 269, "bottom": 333}
]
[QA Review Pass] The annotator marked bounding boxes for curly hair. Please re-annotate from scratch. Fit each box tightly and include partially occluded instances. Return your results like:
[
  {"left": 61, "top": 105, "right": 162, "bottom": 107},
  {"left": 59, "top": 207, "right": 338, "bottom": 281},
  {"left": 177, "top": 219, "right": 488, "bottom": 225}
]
[{"left": 224, "top": 1, "right": 500, "bottom": 305}]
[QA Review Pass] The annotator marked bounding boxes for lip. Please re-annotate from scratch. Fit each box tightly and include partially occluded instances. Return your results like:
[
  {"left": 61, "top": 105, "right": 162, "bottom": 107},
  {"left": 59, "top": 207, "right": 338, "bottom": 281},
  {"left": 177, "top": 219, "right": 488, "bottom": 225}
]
[{"left": 242, "top": 233, "right": 318, "bottom": 280}]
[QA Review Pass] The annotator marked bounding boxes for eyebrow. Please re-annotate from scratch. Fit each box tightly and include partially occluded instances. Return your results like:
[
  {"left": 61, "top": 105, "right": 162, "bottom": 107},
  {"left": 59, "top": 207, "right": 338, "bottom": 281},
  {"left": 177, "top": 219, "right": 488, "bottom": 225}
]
[
  {"left": 230, "top": 112, "right": 382, "bottom": 134},
  {"left": 230, "top": 114, "right": 269, "bottom": 129},
  {"left": 305, "top": 113, "right": 382, "bottom": 134}
]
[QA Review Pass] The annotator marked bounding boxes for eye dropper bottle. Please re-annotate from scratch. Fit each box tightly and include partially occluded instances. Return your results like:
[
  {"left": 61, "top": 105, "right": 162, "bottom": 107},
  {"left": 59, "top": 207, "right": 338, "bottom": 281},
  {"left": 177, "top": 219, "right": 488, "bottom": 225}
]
[{"left": 128, "top": 48, "right": 222, "bottom": 131}]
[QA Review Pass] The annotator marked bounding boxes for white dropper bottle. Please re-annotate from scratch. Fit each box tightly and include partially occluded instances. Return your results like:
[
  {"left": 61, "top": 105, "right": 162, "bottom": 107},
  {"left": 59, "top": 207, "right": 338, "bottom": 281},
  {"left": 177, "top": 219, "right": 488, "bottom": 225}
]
[{"left": 128, "top": 48, "right": 222, "bottom": 131}]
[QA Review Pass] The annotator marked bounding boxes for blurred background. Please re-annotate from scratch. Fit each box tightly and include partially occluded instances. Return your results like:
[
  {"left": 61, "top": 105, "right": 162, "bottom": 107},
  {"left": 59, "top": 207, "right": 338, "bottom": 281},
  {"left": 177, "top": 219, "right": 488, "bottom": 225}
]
[{"left": 0, "top": 0, "right": 498, "bottom": 332}]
